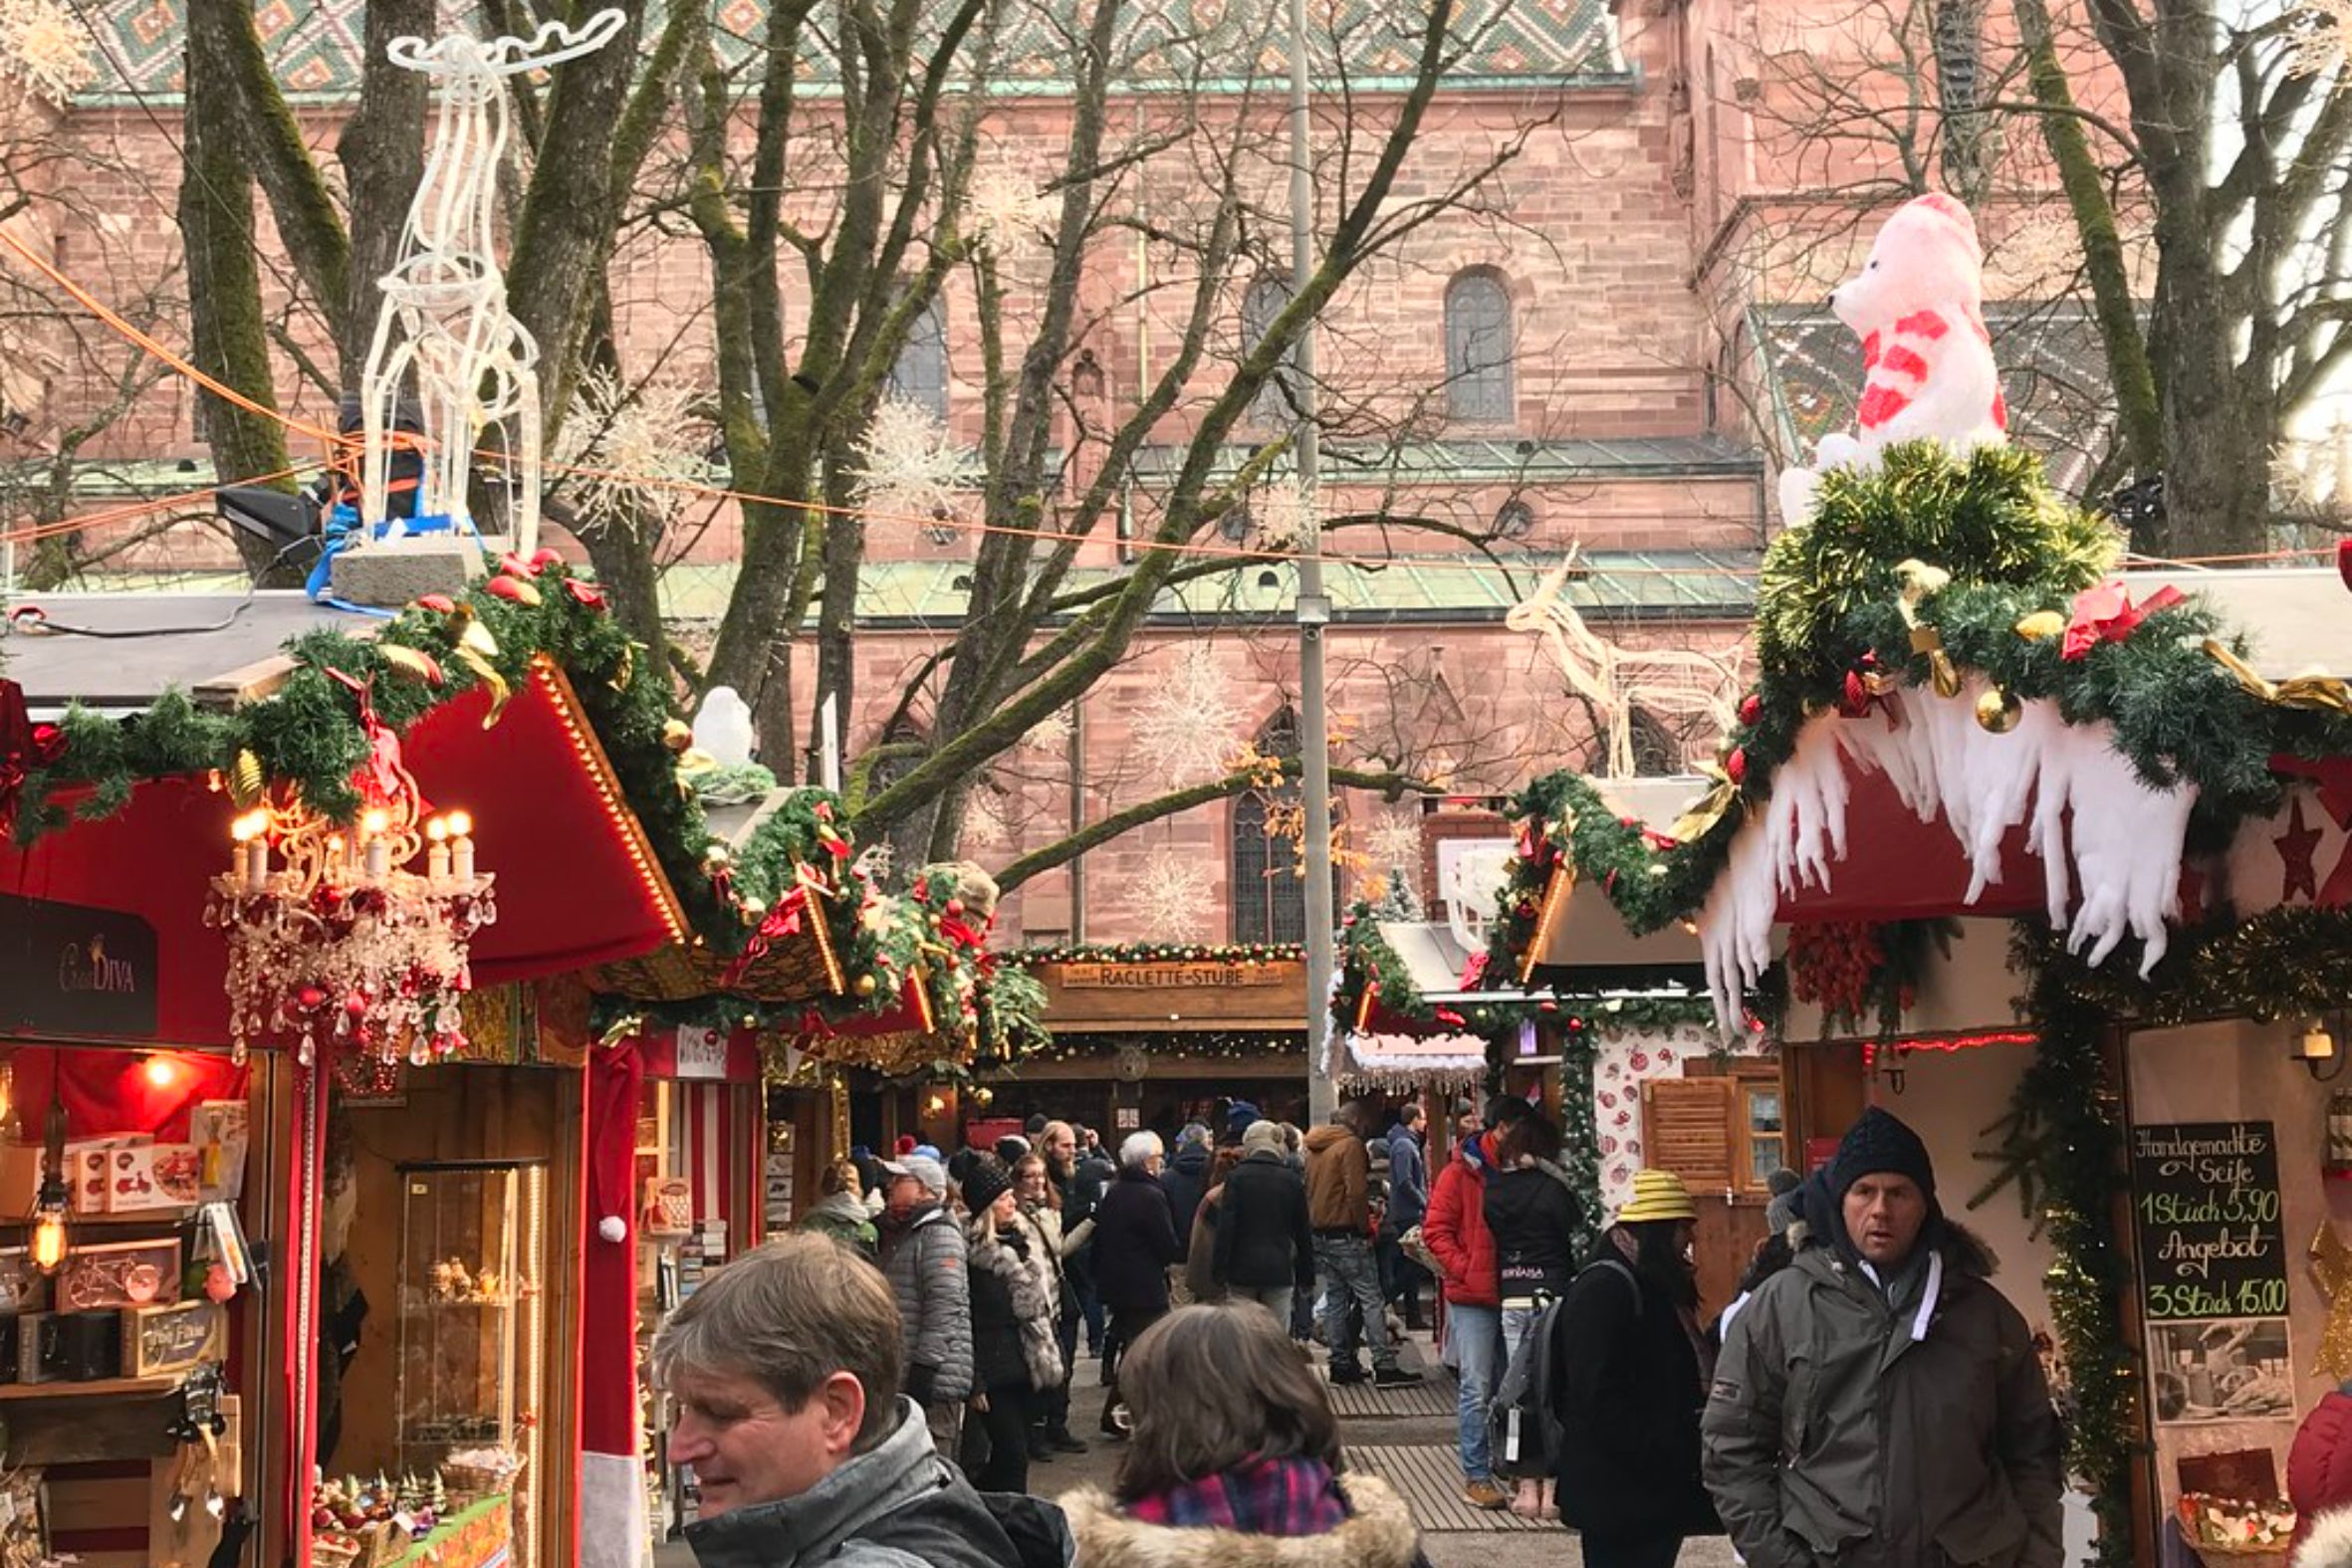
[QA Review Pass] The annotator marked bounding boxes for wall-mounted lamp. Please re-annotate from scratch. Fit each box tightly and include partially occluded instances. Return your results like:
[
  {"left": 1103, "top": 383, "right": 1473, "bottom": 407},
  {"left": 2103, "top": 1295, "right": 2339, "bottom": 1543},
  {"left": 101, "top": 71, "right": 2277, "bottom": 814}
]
[{"left": 2299, "top": 1016, "right": 2348, "bottom": 1082}]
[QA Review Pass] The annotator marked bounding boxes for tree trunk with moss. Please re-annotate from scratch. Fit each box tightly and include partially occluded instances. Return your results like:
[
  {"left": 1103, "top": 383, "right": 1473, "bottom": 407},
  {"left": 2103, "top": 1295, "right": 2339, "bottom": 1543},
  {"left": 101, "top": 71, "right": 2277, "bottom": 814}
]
[
  {"left": 180, "top": 2, "right": 300, "bottom": 583},
  {"left": 2012, "top": 0, "right": 2161, "bottom": 489}
]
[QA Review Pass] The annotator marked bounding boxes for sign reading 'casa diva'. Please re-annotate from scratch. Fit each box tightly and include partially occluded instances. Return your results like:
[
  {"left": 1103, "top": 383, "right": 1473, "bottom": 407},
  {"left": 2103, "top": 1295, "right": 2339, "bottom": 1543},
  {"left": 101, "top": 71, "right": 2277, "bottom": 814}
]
[
  {"left": 1059, "top": 963, "right": 1287, "bottom": 991},
  {"left": 0, "top": 894, "right": 159, "bottom": 1039}
]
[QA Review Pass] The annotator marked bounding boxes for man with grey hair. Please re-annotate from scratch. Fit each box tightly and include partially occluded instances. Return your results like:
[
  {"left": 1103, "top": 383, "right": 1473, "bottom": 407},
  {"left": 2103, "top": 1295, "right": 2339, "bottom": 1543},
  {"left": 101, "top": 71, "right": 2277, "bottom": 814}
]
[
  {"left": 654, "top": 1233, "right": 1046, "bottom": 1566},
  {"left": 876, "top": 1154, "right": 974, "bottom": 1455},
  {"left": 1087, "top": 1130, "right": 1180, "bottom": 1438}
]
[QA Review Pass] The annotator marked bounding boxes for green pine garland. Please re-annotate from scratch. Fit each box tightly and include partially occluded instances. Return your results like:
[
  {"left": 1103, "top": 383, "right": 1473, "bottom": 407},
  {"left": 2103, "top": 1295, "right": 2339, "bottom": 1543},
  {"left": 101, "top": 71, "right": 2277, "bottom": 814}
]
[
  {"left": 11, "top": 559, "right": 1023, "bottom": 1040},
  {"left": 1006, "top": 942, "right": 1306, "bottom": 967},
  {"left": 1488, "top": 442, "right": 2330, "bottom": 981}
]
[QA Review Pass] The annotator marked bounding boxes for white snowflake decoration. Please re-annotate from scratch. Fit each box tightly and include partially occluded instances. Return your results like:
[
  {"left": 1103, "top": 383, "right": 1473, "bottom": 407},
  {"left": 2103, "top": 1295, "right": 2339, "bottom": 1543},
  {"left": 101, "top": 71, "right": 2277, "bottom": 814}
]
[
  {"left": 1018, "top": 709, "right": 1072, "bottom": 753},
  {"left": 854, "top": 397, "right": 980, "bottom": 527},
  {"left": 1131, "top": 847, "right": 1211, "bottom": 941},
  {"left": 554, "top": 368, "right": 707, "bottom": 530},
  {"left": 966, "top": 164, "right": 1057, "bottom": 255},
  {"left": 0, "top": 0, "right": 95, "bottom": 105},
  {"left": 964, "top": 789, "right": 1009, "bottom": 848},
  {"left": 1365, "top": 810, "right": 1421, "bottom": 868},
  {"left": 1998, "top": 210, "right": 2080, "bottom": 295},
  {"left": 1252, "top": 476, "right": 1318, "bottom": 551},
  {"left": 1130, "top": 643, "right": 1248, "bottom": 784},
  {"left": 2286, "top": 0, "right": 2352, "bottom": 79}
]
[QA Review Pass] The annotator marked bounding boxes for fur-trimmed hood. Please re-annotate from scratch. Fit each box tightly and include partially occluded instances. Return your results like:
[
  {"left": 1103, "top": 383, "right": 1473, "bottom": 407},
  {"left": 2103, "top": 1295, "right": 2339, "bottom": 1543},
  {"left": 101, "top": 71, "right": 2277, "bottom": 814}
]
[
  {"left": 1058, "top": 1475, "right": 1420, "bottom": 1568},
  {"left": 2301, "top": 1505, "right": 2352, "bottom": 1568}
]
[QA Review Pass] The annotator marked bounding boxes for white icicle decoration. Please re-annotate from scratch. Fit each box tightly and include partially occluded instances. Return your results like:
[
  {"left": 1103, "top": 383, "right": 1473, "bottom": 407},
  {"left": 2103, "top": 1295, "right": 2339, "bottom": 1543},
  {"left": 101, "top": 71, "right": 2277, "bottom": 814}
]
[{"left": 1697, "top": 685, "right": 2197, "bottom": 1032}]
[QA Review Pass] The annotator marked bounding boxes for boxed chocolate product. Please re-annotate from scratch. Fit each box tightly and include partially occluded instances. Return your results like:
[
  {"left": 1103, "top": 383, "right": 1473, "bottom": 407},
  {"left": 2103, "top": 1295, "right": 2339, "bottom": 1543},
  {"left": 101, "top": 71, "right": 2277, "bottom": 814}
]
[
  {"left": 51, "top": 1310, "right": 120, "bottom": 1381},
  {"left": 188, "top": 1100, "right": 250, "bottom": 1204},
  {"left": 101, "top": 1143, "right": 200, "bottom": 1213},
  {"left": 55, "top": 1236, "right": 181, "bottom": 1311}
]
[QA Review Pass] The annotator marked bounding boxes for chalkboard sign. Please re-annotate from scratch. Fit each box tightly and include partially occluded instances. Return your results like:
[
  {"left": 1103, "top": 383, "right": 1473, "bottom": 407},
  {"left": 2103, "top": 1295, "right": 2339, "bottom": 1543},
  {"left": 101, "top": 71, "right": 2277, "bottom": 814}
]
[{"left": 2131, "top": 1122, "right": 2289, "bottom": 1322}]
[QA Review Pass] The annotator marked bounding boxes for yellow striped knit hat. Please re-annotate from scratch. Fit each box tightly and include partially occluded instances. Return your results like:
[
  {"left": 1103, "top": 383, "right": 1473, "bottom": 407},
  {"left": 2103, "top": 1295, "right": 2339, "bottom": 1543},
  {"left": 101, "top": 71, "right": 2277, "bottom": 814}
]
[{"left": 1616, "top": 1169, "right": 1698, "bottom": 1225}]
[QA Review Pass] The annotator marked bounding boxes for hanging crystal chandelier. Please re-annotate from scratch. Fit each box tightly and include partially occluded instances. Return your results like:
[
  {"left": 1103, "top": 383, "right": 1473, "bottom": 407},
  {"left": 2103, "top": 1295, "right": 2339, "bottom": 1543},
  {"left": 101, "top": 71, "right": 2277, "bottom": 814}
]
[{"left": 203, "top": 751, "right": 496, "bottom": 1075}]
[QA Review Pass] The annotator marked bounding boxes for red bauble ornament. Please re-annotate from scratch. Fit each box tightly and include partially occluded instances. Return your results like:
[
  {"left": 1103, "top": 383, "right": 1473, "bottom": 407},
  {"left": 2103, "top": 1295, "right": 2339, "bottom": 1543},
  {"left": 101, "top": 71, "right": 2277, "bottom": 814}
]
[
  {"left": 297, "top": 986, "right": 329, "bottom": 1010},
  {"left": 204, "top": 1261, "right": 237, "bottom": 1303},
  {"left": 945, "top": 898, "right": 964, "bottom": 917},
  {"left": 1725, "top": 747, "right": 1748, "bottom": 785},
  {"left": 1738, "top": 693, "right": 1762, "bottom": 725}
]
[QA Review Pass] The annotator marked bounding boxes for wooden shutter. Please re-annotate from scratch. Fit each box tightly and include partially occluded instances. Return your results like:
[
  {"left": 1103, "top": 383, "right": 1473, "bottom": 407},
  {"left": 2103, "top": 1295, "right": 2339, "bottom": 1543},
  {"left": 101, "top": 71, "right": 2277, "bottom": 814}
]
[{"left": 1641, "top": 1077, "right": 1736, "bottom": 1192}]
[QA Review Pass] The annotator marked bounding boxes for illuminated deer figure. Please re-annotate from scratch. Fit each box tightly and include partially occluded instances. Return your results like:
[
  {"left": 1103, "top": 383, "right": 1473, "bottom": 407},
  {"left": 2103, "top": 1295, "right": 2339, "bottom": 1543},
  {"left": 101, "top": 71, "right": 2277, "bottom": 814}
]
[
  {"left": 354, "top": 9, "right": 625, "bottom": 557},
  {"left": 1506, "top": 549, "right": 1746, "bottom": 779}
]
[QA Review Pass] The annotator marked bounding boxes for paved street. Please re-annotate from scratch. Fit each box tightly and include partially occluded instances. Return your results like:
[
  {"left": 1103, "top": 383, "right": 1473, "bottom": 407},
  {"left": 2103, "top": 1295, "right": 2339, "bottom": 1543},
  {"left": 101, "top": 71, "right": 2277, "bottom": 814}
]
[{"left": 653, "top": 1325, "right": 1737, "bottom": 1567}]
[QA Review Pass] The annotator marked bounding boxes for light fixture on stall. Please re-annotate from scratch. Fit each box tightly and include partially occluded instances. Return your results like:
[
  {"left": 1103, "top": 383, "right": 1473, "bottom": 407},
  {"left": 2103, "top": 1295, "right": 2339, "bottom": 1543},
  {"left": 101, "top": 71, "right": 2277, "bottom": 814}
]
[
  {"left": 2298, "top": 1016, "right": 2348, "bottom": 1082},
  {"left": 204, "top": 751, "right": 496, "bottom": 1079},
  {"left": 142, "top": 1053, "right": 178, "bottom": 1090},
  {"left": 28, "top": 1076, "right": 69, "bottom": 1274}
]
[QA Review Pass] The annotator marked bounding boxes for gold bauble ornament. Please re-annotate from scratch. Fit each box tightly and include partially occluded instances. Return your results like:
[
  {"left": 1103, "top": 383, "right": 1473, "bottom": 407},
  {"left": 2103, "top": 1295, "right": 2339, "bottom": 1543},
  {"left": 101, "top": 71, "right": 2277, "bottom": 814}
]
[
  {"left": 855, "top": 974, "right": 879, "bottom": 997},
  {"left": 663, "top": 720, "right": 695, "bottom": 754},
  {"left": 2015, "top": 610, "right": 2066, "bottom": 642},
  {"left": 1975, "top": 687, "right": 2022, "bottom": 734},
  {"left": 227, "top": 749, "right": 267, "bottom": 810}
]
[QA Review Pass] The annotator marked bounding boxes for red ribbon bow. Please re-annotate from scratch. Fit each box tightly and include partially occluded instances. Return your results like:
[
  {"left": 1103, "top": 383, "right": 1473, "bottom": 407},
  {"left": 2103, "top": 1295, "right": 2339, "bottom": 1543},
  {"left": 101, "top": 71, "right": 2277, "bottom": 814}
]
[
  {"left": 0, "top": 677, "right": 67, "bottom": 840},
  {"left": 2062, "top": 579, "right": 2184, "bottom": 661},
  {"left": 323, "top": 668, "right": 411, "bottom": 810},
  {"left": 720, "top": 885, "right": 811, "bottom": 988}
]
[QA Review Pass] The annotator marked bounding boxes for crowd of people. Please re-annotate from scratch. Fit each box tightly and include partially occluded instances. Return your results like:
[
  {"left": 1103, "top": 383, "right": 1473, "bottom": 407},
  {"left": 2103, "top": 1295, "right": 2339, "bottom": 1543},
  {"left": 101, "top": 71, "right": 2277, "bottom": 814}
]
[{"left": 653, "top": 1097, "right": 2072, "bottom": 1568}]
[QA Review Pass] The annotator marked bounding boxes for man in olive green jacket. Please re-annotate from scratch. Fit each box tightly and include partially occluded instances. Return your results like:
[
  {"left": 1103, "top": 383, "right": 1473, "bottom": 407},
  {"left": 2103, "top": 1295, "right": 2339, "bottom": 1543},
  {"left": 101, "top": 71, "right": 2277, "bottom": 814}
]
[{"left": 1702, "top": 1108, "right": 2063, "bottom": 1568}]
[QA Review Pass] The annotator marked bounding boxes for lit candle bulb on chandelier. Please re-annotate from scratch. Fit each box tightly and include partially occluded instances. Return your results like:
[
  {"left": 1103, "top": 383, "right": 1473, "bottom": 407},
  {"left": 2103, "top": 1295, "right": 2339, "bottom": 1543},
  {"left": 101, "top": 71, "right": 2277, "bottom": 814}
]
[
  {"left": 326, "top": 834, "right": 347, "bottom": 885},
  {"left": 447, "top": 810, "right": 475, "bottom": 883},
  {"left": 361, "top": 808, "right": 391, "bottom": 882},
  {"left": 230, "top": 812, "right": 267, "bottom": 892},
  {"left": 426, "top": 816, "right": 451, "bottom": 883}
]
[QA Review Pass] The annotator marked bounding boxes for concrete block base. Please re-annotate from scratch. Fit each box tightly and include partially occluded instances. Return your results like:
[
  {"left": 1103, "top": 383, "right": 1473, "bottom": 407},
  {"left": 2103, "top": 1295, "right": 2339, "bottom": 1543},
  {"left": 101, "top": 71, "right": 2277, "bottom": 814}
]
[{"left": 328, "top": 535, "right": 485, "bottom": 607}]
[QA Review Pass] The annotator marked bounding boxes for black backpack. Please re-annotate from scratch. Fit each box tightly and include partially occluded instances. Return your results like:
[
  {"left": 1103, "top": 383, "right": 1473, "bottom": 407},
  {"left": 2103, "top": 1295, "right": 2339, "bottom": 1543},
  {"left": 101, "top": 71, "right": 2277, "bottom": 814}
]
[{"left": 1486, "top": 1258, "right": 1641, "bottom": 1481}]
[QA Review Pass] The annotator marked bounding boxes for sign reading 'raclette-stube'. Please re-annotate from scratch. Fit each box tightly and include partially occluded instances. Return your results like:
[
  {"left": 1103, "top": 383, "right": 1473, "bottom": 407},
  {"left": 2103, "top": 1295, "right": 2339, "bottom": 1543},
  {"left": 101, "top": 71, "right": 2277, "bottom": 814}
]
[
  {"left": 1058, "top": 963, "right": 1288, "bottom": 990},
  {"left": 2131, "top": 1121, "right": 2288, "bottom": 1322}
]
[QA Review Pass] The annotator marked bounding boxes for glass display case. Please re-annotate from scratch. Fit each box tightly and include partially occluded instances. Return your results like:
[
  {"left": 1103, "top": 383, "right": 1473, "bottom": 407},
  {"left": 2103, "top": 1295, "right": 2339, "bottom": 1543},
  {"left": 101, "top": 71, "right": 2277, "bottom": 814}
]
[{"left": 396, "top": 1159, "right": 546, "bottom": 1568}]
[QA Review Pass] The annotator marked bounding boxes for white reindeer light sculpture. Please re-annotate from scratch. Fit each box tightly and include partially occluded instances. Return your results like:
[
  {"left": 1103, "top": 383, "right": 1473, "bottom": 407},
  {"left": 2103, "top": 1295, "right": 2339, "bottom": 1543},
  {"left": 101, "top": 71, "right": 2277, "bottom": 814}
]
[
  {"left": 355, "top": 9, "right": 626, "bottom": 559},
  {"left": 1506, "top": 550, "right": 1746, "bottom": 780}
]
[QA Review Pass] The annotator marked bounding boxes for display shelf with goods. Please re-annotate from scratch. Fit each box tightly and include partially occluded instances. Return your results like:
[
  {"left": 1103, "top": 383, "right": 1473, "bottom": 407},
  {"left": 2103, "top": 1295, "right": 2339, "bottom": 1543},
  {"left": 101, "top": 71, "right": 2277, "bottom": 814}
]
[
  {"left": 0, "top": 1043, "right": 258, "bottom": 1566},
  {"left": 395, "top": 1159, "right": 545, "bottom": 1568}
]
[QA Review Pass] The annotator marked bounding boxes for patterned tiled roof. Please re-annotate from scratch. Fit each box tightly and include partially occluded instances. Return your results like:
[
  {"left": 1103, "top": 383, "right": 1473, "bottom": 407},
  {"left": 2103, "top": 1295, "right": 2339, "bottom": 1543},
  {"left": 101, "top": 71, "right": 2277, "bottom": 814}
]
[
  {"left": 81, "top": 0, "right": 1622, "bottom": 103},
  {"left": 1753, "top": 304, "right": 2118, "bottom": 497}
]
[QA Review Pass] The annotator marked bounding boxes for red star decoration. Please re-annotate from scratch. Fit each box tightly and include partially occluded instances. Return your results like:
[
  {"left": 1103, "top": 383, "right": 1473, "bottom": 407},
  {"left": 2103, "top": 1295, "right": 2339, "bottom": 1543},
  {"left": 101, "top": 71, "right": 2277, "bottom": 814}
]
[{"left": 2279, "top": 796, "right": 2324, "bottom": 903}]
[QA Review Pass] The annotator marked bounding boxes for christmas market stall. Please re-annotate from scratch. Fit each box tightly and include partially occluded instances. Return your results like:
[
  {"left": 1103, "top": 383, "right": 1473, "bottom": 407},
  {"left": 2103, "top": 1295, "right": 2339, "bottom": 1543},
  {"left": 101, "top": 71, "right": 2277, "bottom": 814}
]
[
  {"left": 1475, "top": 193, "right": 2352, "bottom": 1562},
  {"left": 0, "top": 549, "right": 823, "bottom": 1568},
  {"left": 1333, "top": 847, "right": 1767, "bottom": 1305},
  {"left": 585, "top": 816, "right": 1046, "bottom": 1553},
  {"left": 998, "top": 944, "right": 1309, "bottom": 1140}
]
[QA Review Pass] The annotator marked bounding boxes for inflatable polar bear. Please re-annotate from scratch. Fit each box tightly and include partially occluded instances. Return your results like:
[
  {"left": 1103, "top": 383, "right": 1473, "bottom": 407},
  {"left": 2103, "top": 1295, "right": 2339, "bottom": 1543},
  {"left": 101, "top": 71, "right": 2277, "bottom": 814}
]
[{"left": 1776, "top": 193, "right": 2008, "bottom": 526}]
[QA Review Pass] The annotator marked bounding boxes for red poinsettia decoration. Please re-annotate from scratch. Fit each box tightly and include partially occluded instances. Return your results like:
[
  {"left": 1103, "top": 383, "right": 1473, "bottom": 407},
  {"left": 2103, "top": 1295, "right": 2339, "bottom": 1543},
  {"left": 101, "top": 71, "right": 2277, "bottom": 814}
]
[{"left": 0, "top": 676, "right": 67, "bottom": 840}]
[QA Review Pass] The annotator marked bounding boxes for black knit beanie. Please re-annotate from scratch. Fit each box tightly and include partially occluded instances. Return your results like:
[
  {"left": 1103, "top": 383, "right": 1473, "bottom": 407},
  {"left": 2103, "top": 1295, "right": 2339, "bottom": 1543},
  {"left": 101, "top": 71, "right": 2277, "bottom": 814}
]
[
  {"left": 1828, "top": 1107, "right": 1937, "bottom": 1207},
  {"left": 964, "top": 1157, "right": 1015, "bottom": 1215}
]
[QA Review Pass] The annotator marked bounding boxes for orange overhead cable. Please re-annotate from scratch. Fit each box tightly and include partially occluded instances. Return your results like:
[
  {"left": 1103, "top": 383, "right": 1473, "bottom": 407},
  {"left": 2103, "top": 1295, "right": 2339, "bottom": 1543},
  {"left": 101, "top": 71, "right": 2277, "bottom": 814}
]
[{"left": 0, "top": 227, "right": 343, "bottom": 445}]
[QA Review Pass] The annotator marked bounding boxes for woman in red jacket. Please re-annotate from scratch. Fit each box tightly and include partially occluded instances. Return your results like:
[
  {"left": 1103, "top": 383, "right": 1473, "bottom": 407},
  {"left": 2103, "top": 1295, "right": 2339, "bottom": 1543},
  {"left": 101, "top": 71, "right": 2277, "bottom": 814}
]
[{"left": 1423, "top": 1096, "right": 1529, "bottom": 1510}]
